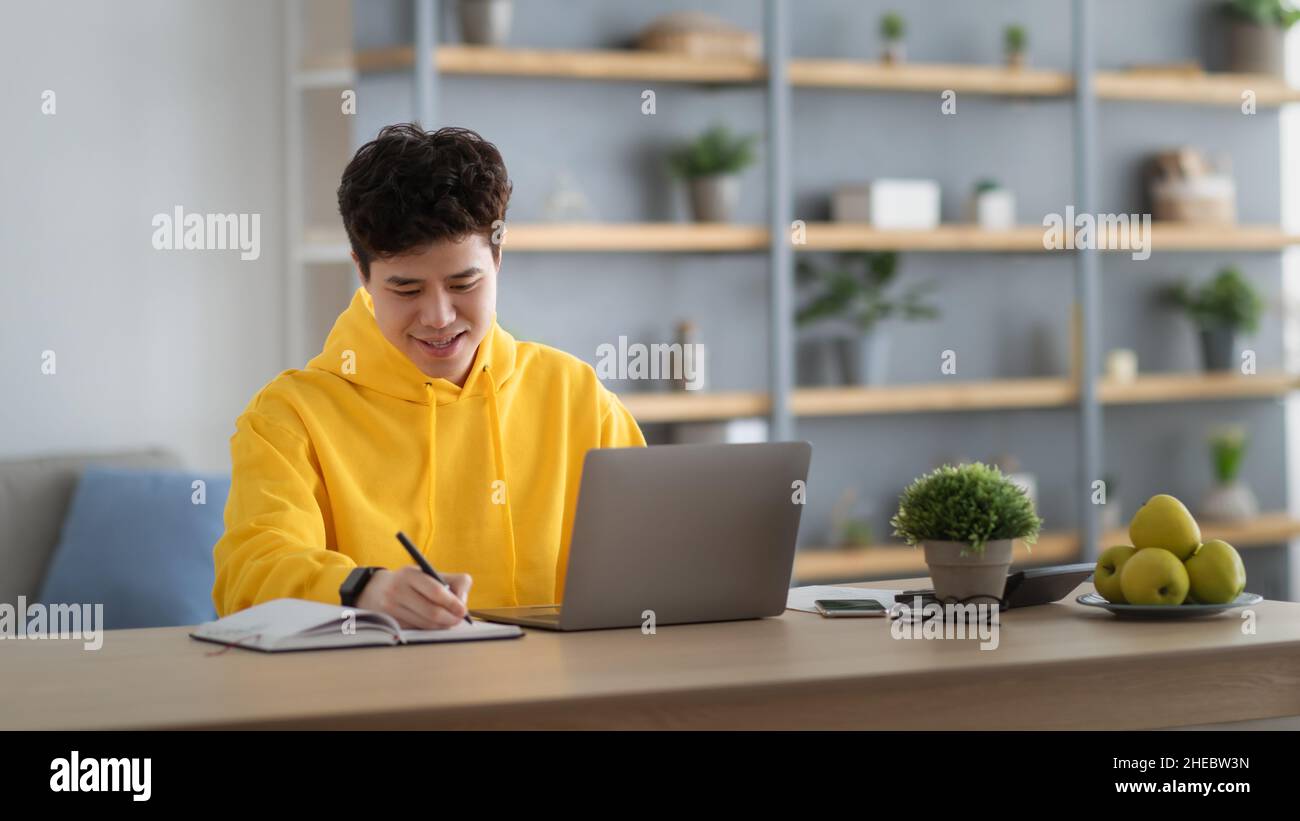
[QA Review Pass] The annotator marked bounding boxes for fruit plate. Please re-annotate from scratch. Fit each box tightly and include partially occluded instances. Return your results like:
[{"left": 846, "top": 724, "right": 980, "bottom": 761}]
[{"left": 1076, "top": 592, "right": 1263, "bottom": 619}]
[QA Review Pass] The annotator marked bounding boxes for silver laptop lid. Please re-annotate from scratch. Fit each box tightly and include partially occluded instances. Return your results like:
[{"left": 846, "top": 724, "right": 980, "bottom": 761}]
[{"left": 558, "top": 441, "right": 812, "bottom": 630}]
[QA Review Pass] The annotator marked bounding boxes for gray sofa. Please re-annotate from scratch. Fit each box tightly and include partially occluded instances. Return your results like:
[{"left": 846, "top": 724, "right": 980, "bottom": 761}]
[{"left": 0, "top": 448, "right": 183, "bottom": 602}]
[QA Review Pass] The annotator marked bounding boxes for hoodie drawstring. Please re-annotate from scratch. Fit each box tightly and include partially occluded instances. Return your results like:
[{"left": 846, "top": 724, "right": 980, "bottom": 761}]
[
  {"left": 482, "top": 364, "right": 520, "bottom": 606},
  {"left": 424, "top": 382, "right": 437, "bottom": 552}
]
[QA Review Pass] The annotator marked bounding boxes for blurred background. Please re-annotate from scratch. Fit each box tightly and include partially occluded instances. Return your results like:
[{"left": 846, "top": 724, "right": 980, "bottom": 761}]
[{"left": 3, "top": 0, "right": 1299, "bottom": 623}]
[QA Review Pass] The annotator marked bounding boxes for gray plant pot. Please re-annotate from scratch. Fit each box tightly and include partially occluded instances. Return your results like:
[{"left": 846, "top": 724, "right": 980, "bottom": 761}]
[
  {"left": 1200, "top": 481, "right": 1259, "bottom": 522},
  {"left": 459, "top": 0, "right": 513, "bottom": 46},
  {"left": 1227, "top": 20, "right": 1286, "bottom": 78},
  {"left": 921, "top": 539, "right": 1014, "bottom": 604},
  {"left": 1199, "top": 326, "right": 1238, "bottom": 372},
  {"left": 687, "top": 174, "right": 740, "bottom": 223},
  {"left": 836, "top": 328, "right": 892, "bottom": 386}
]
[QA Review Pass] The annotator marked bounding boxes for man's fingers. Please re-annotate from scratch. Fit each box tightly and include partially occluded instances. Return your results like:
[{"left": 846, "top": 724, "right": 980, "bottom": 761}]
[
  {"left": 405, "top": 570, "right": 468, "bottom": 618},
  {"left": 447, "top": 573, "right": 473, "bottom": 602}
]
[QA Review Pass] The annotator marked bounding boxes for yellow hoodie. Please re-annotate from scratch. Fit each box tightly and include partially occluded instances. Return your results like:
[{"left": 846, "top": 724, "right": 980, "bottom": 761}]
[{"left": 213, "top": 287, "right": 646, "bottom": 616}]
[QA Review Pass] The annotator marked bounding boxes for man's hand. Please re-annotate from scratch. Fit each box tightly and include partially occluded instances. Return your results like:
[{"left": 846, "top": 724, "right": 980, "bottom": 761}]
[{"left": 355, "top": 567, "right": 473, "bottom": 629}]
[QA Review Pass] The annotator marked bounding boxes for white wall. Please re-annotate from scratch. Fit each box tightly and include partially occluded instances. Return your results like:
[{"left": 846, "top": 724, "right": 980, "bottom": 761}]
[{"left": 0, "top": 0, "right": 287, "bottom": 472}]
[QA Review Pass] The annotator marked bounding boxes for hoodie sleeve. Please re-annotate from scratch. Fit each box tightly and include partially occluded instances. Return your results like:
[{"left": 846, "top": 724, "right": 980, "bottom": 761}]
[
  {"left": 211, "top": 407, "right": 356, "bottom": 616},
  {"left": 599, "top": 388, "right": 648, "bottom": 449}
]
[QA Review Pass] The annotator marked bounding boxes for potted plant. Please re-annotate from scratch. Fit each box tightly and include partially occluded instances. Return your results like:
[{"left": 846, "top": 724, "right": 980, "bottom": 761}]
[
  {"left": 668, "top": 125, "right": 758, "bottom": 223},
  {"left": 1165, "top": 266, "right": 1264, "bottom": 371},
  {"left": 890, "top": 463, "right": 1042, "bottom": 604},
  {"left": 880, "top": 12, "right": 906, "bottom": 65},
  {"left": 458, "top": 0, "right": 514, "bottom": 47},
  {"left": 1201, "top": 424, "right": 1260, "bottom": 521},
  {"left": 795, "top": 251, "right": 939, "bottom": 385},
  {"left": 1221, "top": 0, "right": 1300, "bottom": 78},
  {"left": 1004, "top": 24, "right": 1028, "bottom": 69},
  {"left": 969, "top": 178, "right": 1016, "bottom": 230}
]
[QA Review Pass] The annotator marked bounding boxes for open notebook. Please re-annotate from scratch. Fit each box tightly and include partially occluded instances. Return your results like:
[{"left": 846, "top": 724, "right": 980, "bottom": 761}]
[{"left": 190, "top": 598, "right": 523, "bottom": 652}]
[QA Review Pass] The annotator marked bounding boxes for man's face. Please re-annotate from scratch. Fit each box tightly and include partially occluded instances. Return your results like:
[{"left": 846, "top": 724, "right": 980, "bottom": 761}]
[{"left": 359, "top": 233, "right": 499, "bottom": 386}]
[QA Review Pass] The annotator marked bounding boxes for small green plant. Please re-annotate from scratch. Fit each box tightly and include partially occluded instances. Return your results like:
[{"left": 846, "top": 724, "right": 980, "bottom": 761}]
[
  {"left": 795, "top": 251, "right": 939, "bottom": 332},
  {"left": 1209, "top": 425, "right": 1249, "bottom": 484},
  {"left": 667, "top": 125, "right": 758, "bottom": 179},
  {"left": 890, "top": 462, "right": 1042, "bottom": 554},
  {"left": 1222, "top": 0, "right": 1300, "bottom": 28},
  {"left": 1165, "top": 266, "right": 1265, "bottom": 332},
  {"left": 880, "top": 11, "right": 905, "bottom": 41},
  {"left": 1004, "top": 24, "right": 1027, "bottom": 54},
  {"left": 974, "top": 178, "right": 1002, "bottom": 195}
]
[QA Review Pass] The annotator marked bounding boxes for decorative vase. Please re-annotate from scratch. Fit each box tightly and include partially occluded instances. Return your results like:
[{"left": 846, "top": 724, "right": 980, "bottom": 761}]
[
  {"left": 459, "top": 0, "right": 513, "bottom": 47},
  {"left": 921, "top": 539, "right": 1014, "bottom": 604},
  {"left": 687, "top": 174, "right": 739, "bottom": 223},
  {"left": 1198, "top": 326, "right": 1237, "bottom": 372},
  {"left": 1006, "top": 51, "right": 1026, "bottom": 70},
  {"left": 1227, "top": 20, "right": 1286, "bottom": 79},
  {"left": 1200, "top": 482, "right": 1259, "bottom": 522},
  {"left": 882, "top": 42, "right": 905, "bottom": 65},
  {"left": 835, "top": 328, "right": 892, "bottom": 386}
]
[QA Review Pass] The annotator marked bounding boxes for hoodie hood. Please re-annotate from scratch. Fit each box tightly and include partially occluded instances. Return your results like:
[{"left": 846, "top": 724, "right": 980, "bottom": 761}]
[{"left": 308, "top": 286, "right": 517, "bottom": 406}]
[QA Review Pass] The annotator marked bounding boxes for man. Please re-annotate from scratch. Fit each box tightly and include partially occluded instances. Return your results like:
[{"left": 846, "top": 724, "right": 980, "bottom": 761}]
[{"left": 213, "top": 124, "right": 646, "bottom": 628}]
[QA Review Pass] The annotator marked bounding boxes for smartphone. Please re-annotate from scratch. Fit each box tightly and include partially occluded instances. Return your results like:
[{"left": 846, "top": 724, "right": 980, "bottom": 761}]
[{"left": 815, "top": 599, "right": 889, "bottom": 618}]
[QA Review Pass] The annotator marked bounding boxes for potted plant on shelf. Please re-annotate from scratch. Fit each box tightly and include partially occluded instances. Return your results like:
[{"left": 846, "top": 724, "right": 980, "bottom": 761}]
[
  {"left": 458, "top": 0, "right": 514, "bottom": 47},
  {"left": 880, "top": 12, "right": 906, "bottom": 65},
  {"left": 1221, "top": 0, "right": 1300, "bottom": 78},
  {"left": 890, "top": 463, "right": 1042, "bottom": 604},
  {"left": 668, "top": 125, "right": 758, "bottom": 223},
  {"left": 795, "top": 251, "right": 939, "bottom": 386},
  {"left": 1004, "top": 24, "right": 1028, "bottom": 69},
  {"left": 1165, "top": 266, "right": 1264, "bottom": 372},
  {"left": 969, "top": 178, "right": 1016, "bottom": 230},
  {"left": 1201, "top": 424, "right": 1260, "bottom": 521}
]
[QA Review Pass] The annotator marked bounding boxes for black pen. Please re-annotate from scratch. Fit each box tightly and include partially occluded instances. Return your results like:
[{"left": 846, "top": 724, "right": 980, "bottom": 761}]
[{"left": 395, "top": 531, "right": 474, "bottom": 625}]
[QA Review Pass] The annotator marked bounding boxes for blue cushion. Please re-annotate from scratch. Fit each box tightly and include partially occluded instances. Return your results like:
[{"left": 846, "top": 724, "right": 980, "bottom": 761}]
[{"left": 38, "top": 467, "right": 229, "bottom": 629}]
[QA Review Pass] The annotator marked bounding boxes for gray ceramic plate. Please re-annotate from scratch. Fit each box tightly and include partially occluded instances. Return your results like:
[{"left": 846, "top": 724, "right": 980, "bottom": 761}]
[{"left": 1076, "top": 592, "right": 1263, "bottom": 619}]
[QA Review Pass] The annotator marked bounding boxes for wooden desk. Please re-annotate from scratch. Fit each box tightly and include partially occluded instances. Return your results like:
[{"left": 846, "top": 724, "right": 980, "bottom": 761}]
[{"left": 5, "top": 578, "right": 1300, "bottom": 730}]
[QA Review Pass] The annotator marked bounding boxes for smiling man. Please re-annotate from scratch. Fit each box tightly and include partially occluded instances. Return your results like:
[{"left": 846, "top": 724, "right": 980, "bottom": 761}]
[{"left": 212, "top": 124, "right": 646, "bottom": 628}]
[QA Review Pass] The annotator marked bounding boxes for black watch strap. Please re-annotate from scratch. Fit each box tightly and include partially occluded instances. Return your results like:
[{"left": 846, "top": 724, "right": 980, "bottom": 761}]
[{"left": 339, "top": 566, "right": 380, "bottom": 607}]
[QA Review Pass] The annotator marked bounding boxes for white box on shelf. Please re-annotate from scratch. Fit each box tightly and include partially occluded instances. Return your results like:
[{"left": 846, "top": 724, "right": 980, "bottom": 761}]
[{"left": 832, "top": 180, "right": 941, "bottom": 229}]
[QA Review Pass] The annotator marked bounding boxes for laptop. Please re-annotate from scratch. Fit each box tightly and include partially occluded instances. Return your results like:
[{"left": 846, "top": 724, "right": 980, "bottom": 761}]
[{"left": 470, "top": 441, "right": 812, "bottom": 631}]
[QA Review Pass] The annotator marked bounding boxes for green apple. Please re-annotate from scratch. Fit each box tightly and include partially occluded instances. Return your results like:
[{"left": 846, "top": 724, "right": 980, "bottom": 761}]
[
  {"left": 1184, "top": 539, "right": 1247, "bottom": 604},
  {"left": 1128, "top": 494, "right": 1201, "bottom": 560},
  {"left": 1119, "top": 547, "right": 1190, "bottom": 605},
  {"left": 1094, "top": 544, "right": 1137, "bottom": 603}
]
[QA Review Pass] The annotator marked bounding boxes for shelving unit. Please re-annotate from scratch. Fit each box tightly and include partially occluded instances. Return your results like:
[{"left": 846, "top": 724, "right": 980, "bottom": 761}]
[
  {"left": 303, "top": 1, "right": 1298, "bottom": 596},
  {"left": 794, "top": 512, "right": 1300, "bottom": 583}
]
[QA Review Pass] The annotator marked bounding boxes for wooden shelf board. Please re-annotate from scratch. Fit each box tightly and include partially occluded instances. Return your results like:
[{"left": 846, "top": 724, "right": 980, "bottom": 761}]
[
  {"left": 619, "top": 374, "right": 1298, "bottom": 424},
  {"left": 1095, "top": 70, "right": 1300, "bottom": 106},
  {"left": 799, "top": 223, "right": 1300, "bottom": 253},
  {"left": 795, "top": 514, "right": 1300, "bottom": 582},
  {"left": 357, "top": 45, "right": 766, "bottom": 83},
  {"left": 789, "top": 59, "right": 1073, "bottom": 96},
  {"left": 792, "top": 377, "right": 1077, "bottom": 416},
  {"left": 1100, "top": 372, "right": 1299, "bottom": 404},
  {"left": 503, "top": 223, "right": 768, "bottom": 252},
  {"left": 618, "top": 391, "right": 768, "bottom": 423}
]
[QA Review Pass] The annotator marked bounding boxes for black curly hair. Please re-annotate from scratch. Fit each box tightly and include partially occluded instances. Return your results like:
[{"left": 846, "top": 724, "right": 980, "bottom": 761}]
[{"left": 337, "top": 123, "right": 512, "bottom": 279}]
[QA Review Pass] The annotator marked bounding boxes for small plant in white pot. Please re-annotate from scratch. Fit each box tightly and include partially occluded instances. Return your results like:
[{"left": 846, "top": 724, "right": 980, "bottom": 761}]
[
  {"left": 880, "top": 12, "right": 906, "bottom": 65},
  {"left": 668, "top": 125, "right": 758, "bottom": 223},
  {"left": 1200, "top": 424, "right": 1259, "bottom": 521},
  {"left": 890, "top": 463, "right": 1042, "bottom": 604},
  {"left": 1004, "top": 24, "right": 1028, "bottom": 69}
]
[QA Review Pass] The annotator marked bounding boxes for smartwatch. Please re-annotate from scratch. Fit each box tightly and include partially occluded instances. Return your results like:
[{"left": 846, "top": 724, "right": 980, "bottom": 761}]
[{"left": 339, "top": 566, "right": 381, "bottom": 607}]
